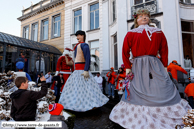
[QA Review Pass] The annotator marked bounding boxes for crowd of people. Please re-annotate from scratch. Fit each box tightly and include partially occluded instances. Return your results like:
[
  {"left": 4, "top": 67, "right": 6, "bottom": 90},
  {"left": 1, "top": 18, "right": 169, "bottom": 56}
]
[{"left": 9, "top": 8, "right": 194, "bottom": 129}]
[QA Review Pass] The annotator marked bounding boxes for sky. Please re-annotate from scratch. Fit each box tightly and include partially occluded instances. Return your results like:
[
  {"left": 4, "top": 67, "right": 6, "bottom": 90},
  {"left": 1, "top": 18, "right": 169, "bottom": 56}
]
[{"left": 0, "top": 0, "right": 41, "bottom": 37}]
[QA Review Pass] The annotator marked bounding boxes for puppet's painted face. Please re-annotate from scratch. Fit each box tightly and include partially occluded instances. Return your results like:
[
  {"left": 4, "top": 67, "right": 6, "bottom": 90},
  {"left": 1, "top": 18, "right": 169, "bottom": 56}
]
[
  {"left": 76, "top": 34, "right": 84, "bottom": 43},
  {"left": 137, "top": 14, "right": 150, "bottom": 26}
]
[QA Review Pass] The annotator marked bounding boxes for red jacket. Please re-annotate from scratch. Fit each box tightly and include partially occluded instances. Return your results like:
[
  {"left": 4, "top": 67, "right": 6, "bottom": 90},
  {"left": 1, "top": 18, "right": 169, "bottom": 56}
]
[
  {"left": 185, "top": 83, "right": 194, "bottom": 97},
  {"left": 106, "top": 71, "right": 117, "bottom": 85},
  {"left": 167, "top": 63, "right": 187, "bottom": 81},
  {"left": 56, "top": 55, "right": 74, "bottom": 72},
  {"left": 122, "top": 29, "right": 168, "bottom": 69}
]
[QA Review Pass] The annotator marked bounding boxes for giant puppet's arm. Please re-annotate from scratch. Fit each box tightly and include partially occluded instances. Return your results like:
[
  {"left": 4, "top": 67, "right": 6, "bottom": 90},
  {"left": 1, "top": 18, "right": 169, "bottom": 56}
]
[
  {"left": 55, "top": 56, "right": 63, "bottom": 76},
  {"left": 80, "top": 43, "right": 91, "bottom": 80},
  {"left": 122, "top": 32, "right": 132, "bottom": 75},
  {"left": 81, "top": 43, "right": 91, "bottom": 71},
  {"left": 67, "top": 56, "right": 74, "bottom": 72},
  {"left": 159, "top": 32, "right": 168, "bottom": 67}
]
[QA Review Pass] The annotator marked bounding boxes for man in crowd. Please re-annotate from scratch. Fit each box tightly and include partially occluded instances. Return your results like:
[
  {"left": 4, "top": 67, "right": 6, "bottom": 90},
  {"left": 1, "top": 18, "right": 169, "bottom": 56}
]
[
  {"left": 106, "top": 67, "right": 117, "bottom": 99},
  {"left": 167, "top": 60, "right": 188, "bottom": 81},
  {"left": 41, "top": 71, "right": 44, "bottom": 77},
  {"left": 36, "top": 73, "right": 41, "bottom": 87},
  {"left": 94, "top": 72, "right": 103, "bottom": 92},
  {"left": 185, "top": 83, "right": 194, "bottom": 109},
  {"left": 45, "top": 71, "right": 53, "bottom": 88}
]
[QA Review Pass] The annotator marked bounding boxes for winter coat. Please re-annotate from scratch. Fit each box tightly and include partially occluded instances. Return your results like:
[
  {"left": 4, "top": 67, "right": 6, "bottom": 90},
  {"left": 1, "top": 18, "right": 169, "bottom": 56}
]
[
  {"left": 185, "top": 83, "right": 194, "bottom": 98},
  {"left": 116, "top": 73, "right": 126, "bottom": 90},
  {"left": 53, "top": 76, "right": 64, "bottom": 88},
  {"left": 44, "top": 115, "right": 68, "bottom": 129},
  {"left": 167, "top": 63, "right": 188, "bottom": 81},
  {"left": 10, "top": 82, "right": 47, "bottom": 121},
  {"left": 106, "top": 71, "right": 117, "bottom": 85}
]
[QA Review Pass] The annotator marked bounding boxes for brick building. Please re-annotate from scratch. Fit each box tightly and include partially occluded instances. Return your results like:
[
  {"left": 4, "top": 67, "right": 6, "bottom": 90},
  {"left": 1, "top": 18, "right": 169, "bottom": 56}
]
[{"left": 17, "top": 0, "right": 65, "bottom": 52}]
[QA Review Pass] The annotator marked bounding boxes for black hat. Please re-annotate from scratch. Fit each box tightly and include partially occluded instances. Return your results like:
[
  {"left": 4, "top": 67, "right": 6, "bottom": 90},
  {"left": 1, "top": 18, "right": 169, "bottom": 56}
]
[{"left": 75, "top": 30, "right": 86, "bottom": 36}]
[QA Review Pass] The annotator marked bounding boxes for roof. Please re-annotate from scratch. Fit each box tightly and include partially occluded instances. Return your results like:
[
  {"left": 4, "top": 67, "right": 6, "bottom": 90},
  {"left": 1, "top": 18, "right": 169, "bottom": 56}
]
[
  {"left": 18, "top": 0, "right": 64, "bottom": 21},
  {"left": 0, "top": 32, "right": 62, "bottom": 55}
]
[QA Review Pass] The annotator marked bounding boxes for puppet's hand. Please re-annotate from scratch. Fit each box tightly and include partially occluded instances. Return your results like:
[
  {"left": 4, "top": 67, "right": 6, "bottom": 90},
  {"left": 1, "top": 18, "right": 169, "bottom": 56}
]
[
  {"left": 55, "top": 71, "right": 59, "bottom": 76},
  {"left": 126, "top": 69, "right": 132, "bottom": 75},
  {"left": 81, "top": 71, "right": 90, "bottom": 81},
  {"left": 164, "top": 67, "right": 167, "bottom": 72}
]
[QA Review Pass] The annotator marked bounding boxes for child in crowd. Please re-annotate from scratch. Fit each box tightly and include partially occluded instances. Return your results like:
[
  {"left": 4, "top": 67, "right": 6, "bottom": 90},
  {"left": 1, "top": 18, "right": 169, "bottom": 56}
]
[
  {"left": 44, "top": 103, "right": 68, "bottom": 129},
  {"left": 10, "top": 76, "right": 48, "bottom": 121}
]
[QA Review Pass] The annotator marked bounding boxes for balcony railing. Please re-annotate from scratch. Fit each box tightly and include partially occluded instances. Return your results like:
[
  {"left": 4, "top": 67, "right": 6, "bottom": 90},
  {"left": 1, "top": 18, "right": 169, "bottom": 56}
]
[{"left": 131, "top": 0, "right": 157, "bottom": 19}]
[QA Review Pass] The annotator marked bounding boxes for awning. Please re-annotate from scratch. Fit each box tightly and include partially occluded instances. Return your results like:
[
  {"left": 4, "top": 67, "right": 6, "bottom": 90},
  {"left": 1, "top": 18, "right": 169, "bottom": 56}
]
[{"left": 0, "top": 32, "right": 62, "bottom": 55}]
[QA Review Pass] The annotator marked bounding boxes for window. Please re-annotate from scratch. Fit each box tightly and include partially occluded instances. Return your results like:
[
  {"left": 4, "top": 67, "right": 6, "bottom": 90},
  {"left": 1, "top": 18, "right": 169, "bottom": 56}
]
[
  {"left": 90, "top": 41, "right": 100, "bottom": 71},
  {"left": 41, "top": 19, "right": 49, "bottom": 40},
  {"left": 181, "top": 21, "right": 194, "bottom": 67},
  {"left": 134, "top": 0, "right": 151, "bottom": 4},
  {"left": 5, "top": 45, "right": 17, "bottom": 72},
  {"left": 132, "top": 0, "right": 156, "bottom": 18},
  {"left": 180, "top": 0, "right": 191, "bottom": 3},
  {"left": 31, "top": 23, "right": 38, "bottom": 41},
  {"left": 185, "top": 0, "right": 191, "bottom": 3},
  {"left": 74, "top": 9, "right": 82, "bottom": 33},
  {"left": 23, "top": 26, "right": 29, "bottom": 39},
  {"left": 113, "top": 35, "right": 118, "bottom": 70},
  {"left": 112, "top": 0, "right": 116, "bottom": 22},
  {"left": 135, "top": 0, "right": 143, "bottom": 4},
  {"left": 52, "top": 15, "right": 61, "bottom": 38},
  {"left": 90, "top": 3, "right": 99, "bottom": 30}
]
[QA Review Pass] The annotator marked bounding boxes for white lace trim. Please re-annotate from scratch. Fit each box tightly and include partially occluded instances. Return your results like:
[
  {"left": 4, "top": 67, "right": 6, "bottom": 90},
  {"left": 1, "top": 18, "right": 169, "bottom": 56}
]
[
  {"left": 129, "top": 25, "right": 161, "bottom": 41},
  {"left": 129, "top": 25, "right": 161, "bottom": 33}
]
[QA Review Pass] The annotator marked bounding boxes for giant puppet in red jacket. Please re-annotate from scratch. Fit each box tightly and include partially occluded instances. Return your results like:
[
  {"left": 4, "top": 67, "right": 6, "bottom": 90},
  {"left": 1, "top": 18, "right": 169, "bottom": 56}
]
[{"left": 51, "top": 48, "right": 74, "bottom": 92}]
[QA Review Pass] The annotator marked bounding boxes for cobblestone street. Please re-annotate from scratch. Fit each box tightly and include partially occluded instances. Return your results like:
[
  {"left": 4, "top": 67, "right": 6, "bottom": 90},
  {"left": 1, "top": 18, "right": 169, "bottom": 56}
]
[{"left": 66, "top": 99, "right": 124, "bottom": 129}]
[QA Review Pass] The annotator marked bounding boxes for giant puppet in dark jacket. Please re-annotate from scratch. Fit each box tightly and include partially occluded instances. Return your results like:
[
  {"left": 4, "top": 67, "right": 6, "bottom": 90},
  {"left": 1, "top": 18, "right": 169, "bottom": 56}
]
[{"left": 59, "top": 30, "right": 108, "bottom": 112}]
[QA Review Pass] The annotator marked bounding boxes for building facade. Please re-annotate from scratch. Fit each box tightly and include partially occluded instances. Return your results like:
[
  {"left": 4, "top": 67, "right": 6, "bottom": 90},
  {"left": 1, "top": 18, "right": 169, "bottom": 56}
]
[
  {"left": 63, "top": 0, "right": 164, "bottom": 74},
  {"left": 101, "top": 0, "right": 194, "bottom": 73},
  {"left": 123, "top": 0, "right": 194, "bottom": 70},
  {"left": 64, "top": 0, "right": 102, "bottom": 73},
  {"left": 18, "top": 0, "right": 194, "bottom": 74},
  {"left": 18, "top": 0, "right": 65, "bottom": 52},
  {"left": 63, "top": 0, "right": 166, "bottom": 75}
]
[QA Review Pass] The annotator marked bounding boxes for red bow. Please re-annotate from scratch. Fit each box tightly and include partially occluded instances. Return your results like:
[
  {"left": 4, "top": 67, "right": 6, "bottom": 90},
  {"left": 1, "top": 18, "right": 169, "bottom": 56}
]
[{"left": 133, "top": 14, "right": 138, "bottom": 18}]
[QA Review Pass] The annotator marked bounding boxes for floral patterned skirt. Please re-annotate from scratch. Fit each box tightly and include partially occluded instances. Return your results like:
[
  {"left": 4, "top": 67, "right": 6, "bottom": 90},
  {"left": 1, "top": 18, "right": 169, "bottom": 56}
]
[
  {"left": 58, "top": 70, "right": 109, "bottom": 112},
  {"left": 109, "top": 99, "right": 191, "bottom": 129},
  {"left": 109, "top": 56, "right": 191, "bottom": 128}
]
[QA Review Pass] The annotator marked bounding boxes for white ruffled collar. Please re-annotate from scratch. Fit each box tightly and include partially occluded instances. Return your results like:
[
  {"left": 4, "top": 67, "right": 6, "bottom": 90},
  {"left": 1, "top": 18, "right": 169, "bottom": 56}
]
[
  {"left": 138, "top": 24, "right": 150, "bottom": 28},
  {"left": 129, "top": 24, "right": 161, "bottom": 41}
]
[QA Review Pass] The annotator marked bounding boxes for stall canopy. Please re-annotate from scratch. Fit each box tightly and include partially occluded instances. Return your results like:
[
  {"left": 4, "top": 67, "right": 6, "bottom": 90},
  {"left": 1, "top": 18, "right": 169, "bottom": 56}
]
[{"left": 0, "top": 32, "right": 62, "bottom": 55}]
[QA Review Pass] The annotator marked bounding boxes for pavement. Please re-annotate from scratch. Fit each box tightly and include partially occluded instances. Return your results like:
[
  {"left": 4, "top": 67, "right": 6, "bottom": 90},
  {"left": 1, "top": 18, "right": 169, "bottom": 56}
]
[{"left": 66, "top": 96, "right": 124, "bottom": 129}]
